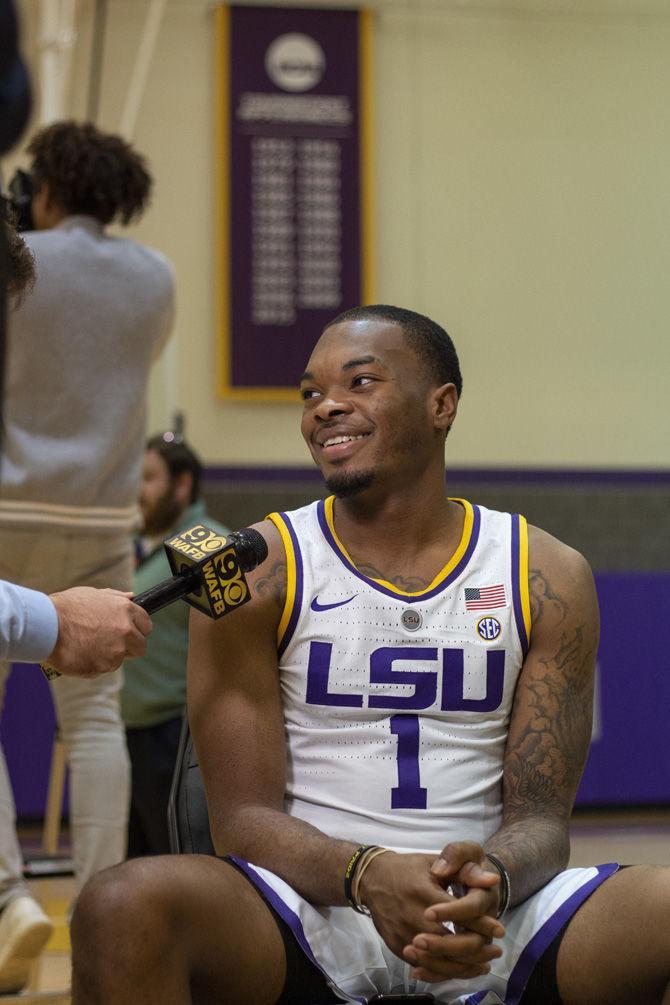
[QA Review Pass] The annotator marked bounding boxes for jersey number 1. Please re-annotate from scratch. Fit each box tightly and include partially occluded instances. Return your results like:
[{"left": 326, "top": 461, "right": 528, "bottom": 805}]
[{"left": 390, "top": 714, "right": 427, "bottom": 809}]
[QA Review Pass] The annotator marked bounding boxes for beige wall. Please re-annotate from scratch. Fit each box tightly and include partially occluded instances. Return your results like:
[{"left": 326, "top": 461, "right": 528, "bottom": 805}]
[{"left": 10, "top": 0, "right": 670, "bottom": 469}]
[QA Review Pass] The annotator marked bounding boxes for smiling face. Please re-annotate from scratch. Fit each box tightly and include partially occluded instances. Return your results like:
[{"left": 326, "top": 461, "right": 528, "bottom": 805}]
[{"left": 299, "top": 318, "right": 457, "bottom": 498}]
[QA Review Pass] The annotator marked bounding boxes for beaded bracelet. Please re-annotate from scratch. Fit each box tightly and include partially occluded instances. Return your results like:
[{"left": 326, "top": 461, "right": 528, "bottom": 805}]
[{"left": 485, "top": 852, "right": 511, "bottom": 918}]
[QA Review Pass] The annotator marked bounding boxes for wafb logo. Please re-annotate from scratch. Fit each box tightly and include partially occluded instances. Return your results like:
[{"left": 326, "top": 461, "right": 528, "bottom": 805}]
[
  {"left": 203, "top": 548, "right": 249, "bottom": 615},
  {"left": 477, "top": 616, "right": 502, "bottom": 641}
]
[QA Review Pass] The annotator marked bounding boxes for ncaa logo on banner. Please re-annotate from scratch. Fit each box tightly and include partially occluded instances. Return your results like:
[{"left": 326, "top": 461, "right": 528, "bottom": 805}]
[
  {"left": 265, "top": 33, "right": 326, "bottom": 92},
  {"left": 477, "top": 616, "right": 502, "bottom": 641}
]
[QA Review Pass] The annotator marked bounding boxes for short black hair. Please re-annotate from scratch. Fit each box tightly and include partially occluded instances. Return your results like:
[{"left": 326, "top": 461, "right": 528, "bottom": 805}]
[
  {"left": 325, "top": 304, "right": 463, "bottom": 398},
  {"left": 28, "top": 120, "right": 152, "bottom": 225},
  {"left": 146, "top": 433, "right": 202, "bottom": 504}
]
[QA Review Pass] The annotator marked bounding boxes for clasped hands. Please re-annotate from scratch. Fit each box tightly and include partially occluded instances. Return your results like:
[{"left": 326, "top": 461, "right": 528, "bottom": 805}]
[{"left": 358, "top": 841, "right": 505, "bottom": 984}]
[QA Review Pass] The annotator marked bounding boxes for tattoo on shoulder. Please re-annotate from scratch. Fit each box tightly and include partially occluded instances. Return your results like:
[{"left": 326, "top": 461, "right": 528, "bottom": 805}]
[
  {"left": 529, "top": 567, "right": 568, "bottom": 626},
  {"left": 355, "top": 561, "right": 431, "bottom": 593},
  {"left": 253, "top": 560, "right": 287, "bottom": 612}
]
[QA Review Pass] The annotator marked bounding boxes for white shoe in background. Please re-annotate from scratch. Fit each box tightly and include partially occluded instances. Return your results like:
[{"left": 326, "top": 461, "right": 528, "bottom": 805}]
[{"left": 0, "top": 895, "right": 54, "bottom": 994}]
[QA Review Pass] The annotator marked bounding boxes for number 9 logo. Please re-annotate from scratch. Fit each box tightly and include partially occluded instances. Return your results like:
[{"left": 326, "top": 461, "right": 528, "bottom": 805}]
[
  {"left": 215, "top": 550, "right": 249, "bottom": 607},
  {"left": 184, "top": 526, "right": 209, "bottom": 543}
]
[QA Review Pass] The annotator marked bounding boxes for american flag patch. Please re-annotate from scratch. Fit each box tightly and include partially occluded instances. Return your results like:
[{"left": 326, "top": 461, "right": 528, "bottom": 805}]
[{"left": 465, "top": 584, "right": 507, "bottom": 610}]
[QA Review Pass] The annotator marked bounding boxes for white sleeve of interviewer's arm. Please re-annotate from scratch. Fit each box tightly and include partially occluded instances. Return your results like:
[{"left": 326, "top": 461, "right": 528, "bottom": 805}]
[{"left": 0, "top": 581, "right": 59, "bottom": 663}]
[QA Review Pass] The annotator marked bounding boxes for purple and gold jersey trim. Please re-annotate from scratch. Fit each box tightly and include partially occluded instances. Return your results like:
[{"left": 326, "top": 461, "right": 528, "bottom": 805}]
[
  {"left": 266, "top": 511, "right": 303, "bottom": 658},
  {"left": 317, "top": 496, "right": 481, "bottom": 603},
  {"left": 511, "top": 514, "right": 532, "bottom": 656}
]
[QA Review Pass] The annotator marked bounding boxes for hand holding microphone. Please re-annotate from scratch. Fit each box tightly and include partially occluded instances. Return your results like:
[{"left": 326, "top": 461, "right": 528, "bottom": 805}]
[
  {"left": 41, "top": 524, "right": 268, "bottom": 680},
  {"left": 46, "top": 587, "right": 152, "bottom": 679},
  {"left": 132, "top": 523, "right": 267, "bottom": 618}
]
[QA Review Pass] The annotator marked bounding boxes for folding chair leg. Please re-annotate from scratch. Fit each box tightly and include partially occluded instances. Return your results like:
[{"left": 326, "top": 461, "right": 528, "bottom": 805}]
[{"left": 42, "top": 734, "right": 67, "bottom": 856}]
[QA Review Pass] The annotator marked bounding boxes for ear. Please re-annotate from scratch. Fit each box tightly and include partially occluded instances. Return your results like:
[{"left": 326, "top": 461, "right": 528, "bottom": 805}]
[
  {"left": 431, "top": 382, "right": 459, "bottom": 433},
  {"left": 174, "top": 470, "right": 194, "bottom": 507},
  {"left": 33, "top": 182, "right": 66, "bottom": 228},
  {"left": 37, "top": 182, "right": 58, "bottom": 212}
]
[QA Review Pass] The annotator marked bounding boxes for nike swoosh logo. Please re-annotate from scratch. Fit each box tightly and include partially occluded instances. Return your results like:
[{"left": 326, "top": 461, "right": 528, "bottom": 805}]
[{"left": 310, "top": 594, "right": 357, "bottom": 612}]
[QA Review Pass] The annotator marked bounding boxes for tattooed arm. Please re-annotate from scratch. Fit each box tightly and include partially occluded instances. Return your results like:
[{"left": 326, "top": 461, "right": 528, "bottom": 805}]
[
  {"left": 404, "top": 526, "right": 600, "bottom": 981},
  {"left": 483, "top": 524, "right": 599, "bottom": 906}
]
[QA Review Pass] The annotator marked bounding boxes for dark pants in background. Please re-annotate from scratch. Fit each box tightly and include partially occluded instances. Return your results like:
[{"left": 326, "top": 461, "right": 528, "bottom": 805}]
[{"left": 125, "top": 715, "right": 183, "bottom": 857}]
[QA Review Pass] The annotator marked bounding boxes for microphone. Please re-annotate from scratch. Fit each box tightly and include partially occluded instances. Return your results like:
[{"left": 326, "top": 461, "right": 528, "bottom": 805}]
[
  {"left": 40, "top": 524, "right": 268, "bottom": 680},
  {"left": 133, "top": 524, "right": 268, "bottom": 618}
]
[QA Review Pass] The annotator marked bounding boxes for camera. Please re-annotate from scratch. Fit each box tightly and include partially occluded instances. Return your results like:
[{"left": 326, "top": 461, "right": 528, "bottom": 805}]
[{"left": 7, "top": 169, "right": 34, "bottom": 232}]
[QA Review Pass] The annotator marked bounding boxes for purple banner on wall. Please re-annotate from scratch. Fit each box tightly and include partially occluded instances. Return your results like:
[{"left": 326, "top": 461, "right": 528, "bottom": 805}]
[{"left": 216, "top": 5, "right": 373, "bottom": 398}]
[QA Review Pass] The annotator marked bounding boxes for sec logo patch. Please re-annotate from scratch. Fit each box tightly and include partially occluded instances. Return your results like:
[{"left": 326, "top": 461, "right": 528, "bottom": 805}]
[{"left": 477, "top": 616, "right": 502, "bottom": 641}]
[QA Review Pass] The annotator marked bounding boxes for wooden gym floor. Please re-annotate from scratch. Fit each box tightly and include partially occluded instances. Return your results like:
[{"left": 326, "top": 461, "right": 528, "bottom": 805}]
[{"left": 10, "top": 809, "right": 670, "bottom": 1002}]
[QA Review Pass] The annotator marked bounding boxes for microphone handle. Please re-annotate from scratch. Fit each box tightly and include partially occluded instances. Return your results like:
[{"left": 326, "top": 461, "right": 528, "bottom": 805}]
[{"left": 133, "top": 568, "right": 200, "bottom": 615}]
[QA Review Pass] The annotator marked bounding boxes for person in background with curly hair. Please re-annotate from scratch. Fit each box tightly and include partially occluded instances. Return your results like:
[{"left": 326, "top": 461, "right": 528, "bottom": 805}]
[{"left": 0, "top": 119, "right": 174, "bottom": 994}]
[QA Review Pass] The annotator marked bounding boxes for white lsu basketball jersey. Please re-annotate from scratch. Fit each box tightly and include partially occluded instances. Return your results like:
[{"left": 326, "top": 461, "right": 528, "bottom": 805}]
[{"left": 267, "top": 496, "right": 532, "bottom": 854}]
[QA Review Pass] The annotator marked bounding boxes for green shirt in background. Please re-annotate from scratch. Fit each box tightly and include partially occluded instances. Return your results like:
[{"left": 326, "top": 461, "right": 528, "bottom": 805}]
[{"left": 121, "top": 499, "right": 230, "bottom": 729}]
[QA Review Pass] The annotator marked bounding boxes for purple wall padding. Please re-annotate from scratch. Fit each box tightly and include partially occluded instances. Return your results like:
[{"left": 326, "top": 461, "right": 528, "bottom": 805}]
[
  {"left": 2, "top": 573, "right": 668, "bottom": 817},
  {"left": 576, "top": 573, "right": 670, "bottom": 805},
  {"left": 1, "top": 663, "right": 62, "bottom": 818}
]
